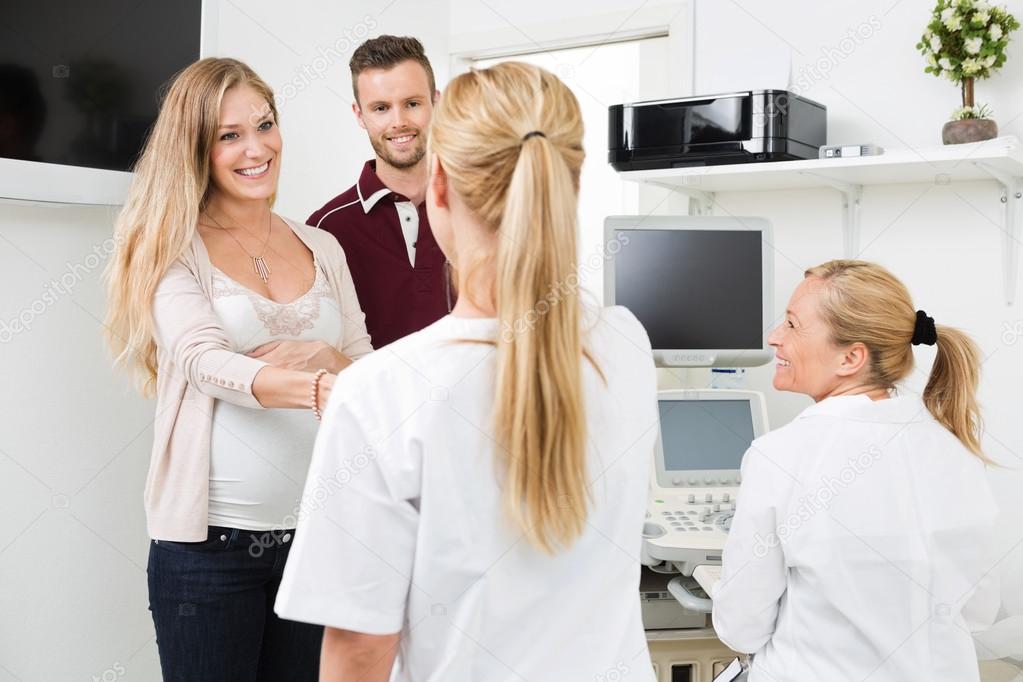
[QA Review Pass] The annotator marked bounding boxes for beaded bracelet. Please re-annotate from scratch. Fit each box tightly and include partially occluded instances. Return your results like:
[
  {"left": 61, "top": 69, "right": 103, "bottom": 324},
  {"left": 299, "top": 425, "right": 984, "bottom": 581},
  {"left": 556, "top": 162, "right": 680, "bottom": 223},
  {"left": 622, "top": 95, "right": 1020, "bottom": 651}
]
[{"left": 310, "top": 368, "right": 328, "bottom": 421}]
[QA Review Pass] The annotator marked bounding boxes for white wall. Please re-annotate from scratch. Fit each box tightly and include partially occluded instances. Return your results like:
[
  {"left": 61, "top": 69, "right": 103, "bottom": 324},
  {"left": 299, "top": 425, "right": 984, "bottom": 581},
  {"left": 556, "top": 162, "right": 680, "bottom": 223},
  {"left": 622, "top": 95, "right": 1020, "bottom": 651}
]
[
  {"left": 0, "top": 201, "right": 159, "bottom": 681},
  {"left": 2, "top": 0, "right": 1022, "bottom": 679}
]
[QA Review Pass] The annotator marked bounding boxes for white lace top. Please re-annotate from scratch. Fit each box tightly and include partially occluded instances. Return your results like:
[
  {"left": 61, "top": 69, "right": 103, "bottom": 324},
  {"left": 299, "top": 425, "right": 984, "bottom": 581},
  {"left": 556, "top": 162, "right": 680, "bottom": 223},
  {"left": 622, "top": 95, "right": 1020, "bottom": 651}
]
[{"left": 207, "top": 260, "right": 342, "bottom": 530}]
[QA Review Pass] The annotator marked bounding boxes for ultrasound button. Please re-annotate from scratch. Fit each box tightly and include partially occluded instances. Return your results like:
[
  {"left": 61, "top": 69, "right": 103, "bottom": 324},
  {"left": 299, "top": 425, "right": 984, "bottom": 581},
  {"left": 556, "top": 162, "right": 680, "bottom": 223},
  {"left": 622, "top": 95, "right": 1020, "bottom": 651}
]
[{"left": 643, "top": 522, "right": 666, "bottom": 538}]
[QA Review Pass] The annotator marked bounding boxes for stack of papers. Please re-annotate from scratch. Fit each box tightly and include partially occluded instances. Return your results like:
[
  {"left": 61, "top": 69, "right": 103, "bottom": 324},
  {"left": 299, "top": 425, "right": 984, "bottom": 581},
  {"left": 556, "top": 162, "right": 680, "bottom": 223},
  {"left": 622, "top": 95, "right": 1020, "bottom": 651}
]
[
  {"left": 712, "top": 657, "right": 744, "bottom": 682},
  {"left": 694, "top": 564, "right": 723, "bottom": 596}
]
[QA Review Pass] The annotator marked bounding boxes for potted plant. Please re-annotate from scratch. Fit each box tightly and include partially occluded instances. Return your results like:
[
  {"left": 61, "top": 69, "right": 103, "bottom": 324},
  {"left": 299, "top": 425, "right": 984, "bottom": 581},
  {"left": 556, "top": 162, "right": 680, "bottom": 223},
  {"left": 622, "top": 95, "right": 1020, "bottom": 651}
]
[{"left": 917, "top": 0, "right": 1019, "bottom": 144}]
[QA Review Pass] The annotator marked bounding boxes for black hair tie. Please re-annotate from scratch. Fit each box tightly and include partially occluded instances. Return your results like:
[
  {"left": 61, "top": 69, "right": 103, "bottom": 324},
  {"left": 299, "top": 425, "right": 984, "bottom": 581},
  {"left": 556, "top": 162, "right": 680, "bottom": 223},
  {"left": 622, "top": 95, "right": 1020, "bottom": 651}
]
[
  {"left": 522, "top": 130, "right": 546, "bottom": 142},
  {"left": 911, "top": 310, "right": 937, "bottom": 346}
]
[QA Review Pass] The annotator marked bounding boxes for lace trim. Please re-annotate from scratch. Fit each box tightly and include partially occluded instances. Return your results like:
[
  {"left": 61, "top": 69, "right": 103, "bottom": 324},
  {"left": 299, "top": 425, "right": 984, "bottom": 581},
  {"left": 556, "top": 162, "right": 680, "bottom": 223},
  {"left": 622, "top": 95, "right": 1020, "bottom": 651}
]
[{"left": 211, "top": 262, "right": 334, "bottom": 337}]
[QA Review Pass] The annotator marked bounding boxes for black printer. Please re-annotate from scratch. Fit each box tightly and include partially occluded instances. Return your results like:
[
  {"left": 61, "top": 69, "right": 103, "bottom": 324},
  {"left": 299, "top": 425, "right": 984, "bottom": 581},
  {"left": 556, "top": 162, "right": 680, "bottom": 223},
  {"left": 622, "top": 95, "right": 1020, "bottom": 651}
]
[{"left": 608, "top": 90, "right": 826, "bottom": 171}]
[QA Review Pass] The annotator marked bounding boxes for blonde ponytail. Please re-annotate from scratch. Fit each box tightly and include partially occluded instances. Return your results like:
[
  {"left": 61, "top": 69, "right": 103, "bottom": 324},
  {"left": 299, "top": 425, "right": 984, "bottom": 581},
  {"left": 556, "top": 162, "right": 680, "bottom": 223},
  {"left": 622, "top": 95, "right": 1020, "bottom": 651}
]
[
  {"left": 806, "top": 260, "right": 986, "bottom": 460},
  {"left": 430, "top": 62, "right": 590, "bottom": 552},
  {"left": 924, "top": 325, "right": 983, "bottom": 457}
]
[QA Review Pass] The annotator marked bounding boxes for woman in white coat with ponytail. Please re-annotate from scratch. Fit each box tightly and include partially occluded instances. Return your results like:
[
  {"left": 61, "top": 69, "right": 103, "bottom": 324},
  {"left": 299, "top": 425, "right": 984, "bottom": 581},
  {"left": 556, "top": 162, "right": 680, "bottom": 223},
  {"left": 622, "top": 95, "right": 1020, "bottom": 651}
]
[
  {"left": 714, "top": 260, "right": 999, "bottom": 682},
  {"left": 275, "top": 62, "right": 660, "bottom": 682}
]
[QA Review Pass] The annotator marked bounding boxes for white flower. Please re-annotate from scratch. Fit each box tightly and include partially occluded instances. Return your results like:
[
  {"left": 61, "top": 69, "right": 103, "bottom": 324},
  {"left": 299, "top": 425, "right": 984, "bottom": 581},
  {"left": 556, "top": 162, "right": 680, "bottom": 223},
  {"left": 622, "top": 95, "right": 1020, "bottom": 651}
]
[
  {"left": 944, "top": 14, "right": 963, "bottom": 30},
  {"left": 951, "top": 106, "right": 971, "bottom": 119},
  {"left": 965, "top": 36, "right": 983, "bottom": 53},
  {"left": 930, "top": 34, "right": 943, "bottom": 51},
  {"left": 972, "top": 10, "right": 990, "bottom": 25},
  {"left": 939, "top": 57, "right": 954, "bottom": 69},
  {"left": 974, "top": 0, "right": 991, "bottom": 11},
  {"left": 989, "top": 23, "right": 1003, "bottom": 40},
  {"left": 962, "top": 57, "right": 982, "bottom": 73},
  {"left": 951, "top": 104, "right": 993, "bottom": 120},
  {"left": 941, "top": 7, "right": 957, "bottom": 22},
  {"left": 983, "top": 54, "right": 997, "bottom": 67}
]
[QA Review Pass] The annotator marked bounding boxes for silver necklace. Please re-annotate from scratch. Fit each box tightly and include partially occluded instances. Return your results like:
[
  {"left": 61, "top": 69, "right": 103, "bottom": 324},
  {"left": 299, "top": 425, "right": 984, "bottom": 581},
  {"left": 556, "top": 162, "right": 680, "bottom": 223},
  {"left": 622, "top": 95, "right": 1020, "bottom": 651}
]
[{"left": 206, "top": 210, "right": 273, "bottom": 283}]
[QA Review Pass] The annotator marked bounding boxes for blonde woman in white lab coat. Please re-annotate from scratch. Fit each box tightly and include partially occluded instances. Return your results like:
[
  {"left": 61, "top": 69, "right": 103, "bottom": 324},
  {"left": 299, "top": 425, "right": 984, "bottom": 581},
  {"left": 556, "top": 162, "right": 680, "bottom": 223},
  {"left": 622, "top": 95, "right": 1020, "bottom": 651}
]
[
  {"left": 713, "top": 260, "right": 998, "bottom": 682},
  {"left": 274, "top": 62, "right": 659, "bottom": 681}
]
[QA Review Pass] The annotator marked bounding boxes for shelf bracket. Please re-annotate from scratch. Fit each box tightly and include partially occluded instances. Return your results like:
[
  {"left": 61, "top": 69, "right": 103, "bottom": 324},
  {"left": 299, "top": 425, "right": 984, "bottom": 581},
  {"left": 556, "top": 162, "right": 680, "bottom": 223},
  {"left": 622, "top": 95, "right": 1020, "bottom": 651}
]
[
  {"left": 974, "top": 162, "right": 1022, "bottom": 306},
  {"left": 644, "top": 180, "right": 716, "bottom": 216},
  {"left": 800, "top": 171, "right": 863, "bottom": 257},
  {"left": 687, "top": 190, "right": 716, "bottom": 216}
]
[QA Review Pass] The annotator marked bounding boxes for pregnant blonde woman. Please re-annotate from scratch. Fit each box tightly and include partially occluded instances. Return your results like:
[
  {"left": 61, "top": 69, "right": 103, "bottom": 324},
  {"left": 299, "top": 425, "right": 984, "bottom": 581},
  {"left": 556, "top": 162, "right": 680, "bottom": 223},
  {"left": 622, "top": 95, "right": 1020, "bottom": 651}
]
[{"left": 105, "top": 58, "right": 371, "bottom": 681}]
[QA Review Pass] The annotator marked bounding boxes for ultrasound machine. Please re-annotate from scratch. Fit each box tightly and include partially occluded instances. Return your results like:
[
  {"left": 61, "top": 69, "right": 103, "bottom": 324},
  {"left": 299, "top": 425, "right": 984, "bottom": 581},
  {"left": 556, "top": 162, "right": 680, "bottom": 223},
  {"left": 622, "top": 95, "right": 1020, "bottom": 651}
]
[{"left": 604, "top": 215, "right": 775, "bottom": 618}]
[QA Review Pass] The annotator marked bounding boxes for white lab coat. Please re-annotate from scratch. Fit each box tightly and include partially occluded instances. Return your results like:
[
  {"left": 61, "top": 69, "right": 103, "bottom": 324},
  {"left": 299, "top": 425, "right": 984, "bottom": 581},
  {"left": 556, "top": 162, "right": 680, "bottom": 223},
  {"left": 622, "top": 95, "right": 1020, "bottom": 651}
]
[
  {"left": 713, "top": 394, "right": 999, "bottom": 682},
  {"left": 275, "top": 309, "right": 659, "bottom": 681}
]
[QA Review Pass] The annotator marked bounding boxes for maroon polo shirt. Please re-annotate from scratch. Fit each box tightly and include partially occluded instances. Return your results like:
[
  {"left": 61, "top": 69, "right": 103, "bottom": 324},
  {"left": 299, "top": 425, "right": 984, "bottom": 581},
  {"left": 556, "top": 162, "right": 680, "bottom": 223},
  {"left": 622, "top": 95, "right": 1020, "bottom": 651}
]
[{"left": 308, "top": 160, "right": 449, "bottom": 348}]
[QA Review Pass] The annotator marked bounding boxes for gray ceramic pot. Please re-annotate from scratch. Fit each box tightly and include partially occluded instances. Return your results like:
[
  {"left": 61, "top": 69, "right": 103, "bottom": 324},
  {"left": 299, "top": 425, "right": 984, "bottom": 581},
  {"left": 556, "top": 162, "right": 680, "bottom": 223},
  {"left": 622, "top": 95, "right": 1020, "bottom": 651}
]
[{"left": 942, "top": 118, "right": 998, "bottom": 144}]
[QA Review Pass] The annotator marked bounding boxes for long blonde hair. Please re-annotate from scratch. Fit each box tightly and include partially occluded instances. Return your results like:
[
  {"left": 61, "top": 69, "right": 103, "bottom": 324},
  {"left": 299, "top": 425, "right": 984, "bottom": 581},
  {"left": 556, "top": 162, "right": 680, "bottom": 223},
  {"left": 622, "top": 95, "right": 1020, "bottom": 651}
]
[
  {"left": 430, "top": 62, "right": 589, "bottom": 552},
  {"left": 104, "top": 58, "right": 278, "bottom": 395},
  {"left": 806, "top": 260, "right": 985, "bottom": 460}
]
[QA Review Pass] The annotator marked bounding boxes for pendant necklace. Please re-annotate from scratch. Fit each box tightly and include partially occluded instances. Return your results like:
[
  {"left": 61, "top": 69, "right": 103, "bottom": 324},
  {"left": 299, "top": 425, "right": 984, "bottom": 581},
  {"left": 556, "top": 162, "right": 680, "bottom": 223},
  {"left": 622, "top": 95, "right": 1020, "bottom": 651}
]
[{"left": 206, "top": 210, "right": 273, "bottom": 283}]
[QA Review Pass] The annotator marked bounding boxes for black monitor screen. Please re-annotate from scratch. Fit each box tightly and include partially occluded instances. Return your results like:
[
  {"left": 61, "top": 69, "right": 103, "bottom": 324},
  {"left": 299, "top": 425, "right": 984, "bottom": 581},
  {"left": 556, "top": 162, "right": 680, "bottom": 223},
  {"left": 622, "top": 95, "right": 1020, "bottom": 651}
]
[
  {"left": 0, "top": 1, "right": 201, "bottom": 171},
  {"left": 659, "top": 400, "right": 754, "bottom": 471},
  {"left": 613, "top": 229, "right": 763, "bottom": 349}
]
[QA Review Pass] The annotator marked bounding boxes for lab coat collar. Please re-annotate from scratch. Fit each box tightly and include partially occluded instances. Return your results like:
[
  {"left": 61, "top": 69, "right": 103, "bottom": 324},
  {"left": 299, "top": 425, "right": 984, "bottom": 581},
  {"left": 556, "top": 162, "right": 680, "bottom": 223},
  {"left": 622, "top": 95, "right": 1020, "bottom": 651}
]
[{"left": 796, "top": 392, "right": 929, "bottom": 424}]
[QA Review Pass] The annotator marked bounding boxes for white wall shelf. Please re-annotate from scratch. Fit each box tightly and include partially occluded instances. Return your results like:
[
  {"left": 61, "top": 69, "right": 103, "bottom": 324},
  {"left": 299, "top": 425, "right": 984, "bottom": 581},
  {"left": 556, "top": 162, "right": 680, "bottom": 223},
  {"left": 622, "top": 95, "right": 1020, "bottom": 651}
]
[
  {"left": 619, "top": 135, "right": 1023, "bottom": 305},
  {"left": 0, "top": 158, "right": 133, "bottom": 206}
]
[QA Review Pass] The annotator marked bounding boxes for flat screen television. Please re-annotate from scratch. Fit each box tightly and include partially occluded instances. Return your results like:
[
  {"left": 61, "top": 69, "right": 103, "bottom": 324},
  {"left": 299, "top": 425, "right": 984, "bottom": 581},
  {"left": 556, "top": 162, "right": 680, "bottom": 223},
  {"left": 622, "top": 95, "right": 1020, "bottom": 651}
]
[
  {"left": 0, "top": 1, "right": 213, "bottom": 204},
  {"left": 603, "top": 215, "right": 775, "bottom": 368}
]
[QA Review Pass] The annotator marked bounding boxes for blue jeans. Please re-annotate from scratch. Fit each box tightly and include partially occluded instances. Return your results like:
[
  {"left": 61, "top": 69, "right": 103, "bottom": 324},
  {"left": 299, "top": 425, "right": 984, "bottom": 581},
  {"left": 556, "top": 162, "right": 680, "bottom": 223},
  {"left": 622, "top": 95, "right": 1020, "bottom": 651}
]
[{"left": 147, "top": 526, "right": 321, "bottom": 681}]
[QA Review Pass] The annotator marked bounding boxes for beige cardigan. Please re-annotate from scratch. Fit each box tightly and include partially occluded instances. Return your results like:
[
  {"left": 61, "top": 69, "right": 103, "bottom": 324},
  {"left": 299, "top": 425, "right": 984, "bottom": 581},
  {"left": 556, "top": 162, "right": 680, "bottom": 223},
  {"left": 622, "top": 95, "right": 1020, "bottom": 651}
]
[{"left": 146, "top": 217, "right": 373, "bottom": 541}]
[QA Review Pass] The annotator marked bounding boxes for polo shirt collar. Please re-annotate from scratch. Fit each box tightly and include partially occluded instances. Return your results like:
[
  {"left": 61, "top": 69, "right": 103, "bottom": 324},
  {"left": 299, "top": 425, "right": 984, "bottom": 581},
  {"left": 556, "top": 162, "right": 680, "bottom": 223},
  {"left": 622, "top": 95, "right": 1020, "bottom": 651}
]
[{"left": 356, "top": 160, "right": 397, "bottom": 214}]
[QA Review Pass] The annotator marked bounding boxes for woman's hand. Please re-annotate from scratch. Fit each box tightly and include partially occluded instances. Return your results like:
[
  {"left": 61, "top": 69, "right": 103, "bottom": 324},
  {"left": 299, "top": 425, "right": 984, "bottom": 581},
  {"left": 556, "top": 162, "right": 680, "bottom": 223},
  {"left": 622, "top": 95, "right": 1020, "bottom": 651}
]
[
  {"left": 316, "top": 372, "right": 335, "bottom": 415},
  {"left": 248, "top": 340, "right": 353, "bottom": 373}
]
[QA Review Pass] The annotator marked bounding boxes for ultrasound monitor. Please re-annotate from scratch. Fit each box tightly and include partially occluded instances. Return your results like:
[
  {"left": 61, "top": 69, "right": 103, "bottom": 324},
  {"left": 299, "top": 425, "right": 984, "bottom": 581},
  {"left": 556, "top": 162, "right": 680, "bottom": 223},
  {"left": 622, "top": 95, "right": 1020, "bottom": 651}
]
[
  {"left": 652, "top": 390, "right": 769, "bottom": 489},
  {"left": 604, "top": 215, "right": 774, "bottom": 367}
]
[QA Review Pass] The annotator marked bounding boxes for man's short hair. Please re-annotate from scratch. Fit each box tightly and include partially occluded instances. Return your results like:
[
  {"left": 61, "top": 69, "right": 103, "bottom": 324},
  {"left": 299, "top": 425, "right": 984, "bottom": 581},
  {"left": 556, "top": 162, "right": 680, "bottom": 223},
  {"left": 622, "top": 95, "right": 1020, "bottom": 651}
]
[{"left": 349, "top": 35, "right": 436, "bottom": 103}]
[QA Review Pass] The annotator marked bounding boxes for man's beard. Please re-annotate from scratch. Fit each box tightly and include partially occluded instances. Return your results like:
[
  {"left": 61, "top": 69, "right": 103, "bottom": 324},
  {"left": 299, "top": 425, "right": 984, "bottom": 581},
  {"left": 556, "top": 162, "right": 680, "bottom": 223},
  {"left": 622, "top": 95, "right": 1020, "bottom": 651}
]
[{"left": 370, "top": 129, "right": 427, "bottom": 170}]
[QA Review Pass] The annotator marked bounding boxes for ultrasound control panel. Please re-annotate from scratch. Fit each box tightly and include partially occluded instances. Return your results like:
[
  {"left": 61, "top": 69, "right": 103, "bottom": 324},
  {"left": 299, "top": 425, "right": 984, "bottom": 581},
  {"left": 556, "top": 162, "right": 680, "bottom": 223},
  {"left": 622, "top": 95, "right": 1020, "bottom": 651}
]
[
  {"left": 641, "top": 390, "right": 768, "bottom": 575},
  {"left": 653, "top": 493, "right": 735, "bottom": 534}
]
